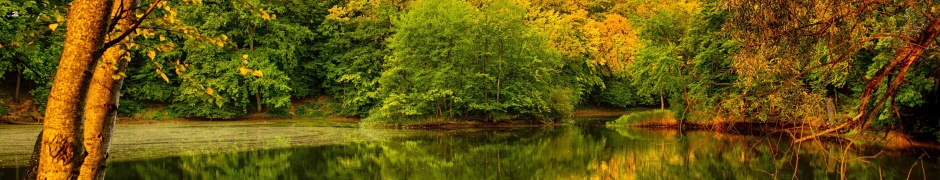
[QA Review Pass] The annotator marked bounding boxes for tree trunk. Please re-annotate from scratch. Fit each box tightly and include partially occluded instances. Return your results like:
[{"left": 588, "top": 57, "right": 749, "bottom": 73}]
[
  {"left": 36, "top": 0, "right": 114, "bottom": 179},
  {"left": 79, "top": 1, "right": 137, "bottom": 179},
  {"left": 796, "top": 16, "right": 940, "bottom": 142},
  {"left": 23, "top": 131, "right": 41, "bottom": 180},
  {"left": 256, "top": 90, "right": 262, "bottom": 112},
  {"left": 15, "top": 64, "right": 21, "bottom": 101},
  {"left": 659, "top": 87, "right": 665, "bottom": 111},
  {"left": 856, "top": 16, "right": 940, "bottom": 129}
]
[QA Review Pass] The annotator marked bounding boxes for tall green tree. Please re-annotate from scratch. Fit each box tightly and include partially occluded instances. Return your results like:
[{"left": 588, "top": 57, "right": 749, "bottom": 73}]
[
  {"left": 371, "top": 0, "right": 567, "bottom": 122},
  {"left": 315, "top": 0, "right": 402, "bottom": 116}
]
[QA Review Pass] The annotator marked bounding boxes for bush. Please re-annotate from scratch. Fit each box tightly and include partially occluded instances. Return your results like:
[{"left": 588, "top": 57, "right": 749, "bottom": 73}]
[
  {"left": 143, "top": 108, "right": 181, "bottom": 120},
  {"left": 595, "top": 79, "right": 656, "bottom": 108},
  {"left": 266, "top": 106, "right": 293, "bottom": 119},
  {"left": 606, "top": 110, "right": 677, "bottom": 127},
  {"left": 0, "top": 99, "right": 9, "bottom": 116},
  {"left": 118, "top": 99, "right": 146, "bottom": 117},
  {"left": 294, "top": 102, "right": 330, "bottom": 118}
]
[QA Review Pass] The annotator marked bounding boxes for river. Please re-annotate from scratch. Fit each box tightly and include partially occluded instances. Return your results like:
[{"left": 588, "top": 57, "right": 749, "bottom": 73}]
[{"left": 1, "top": 120, "right": 938, "bottom": 179}]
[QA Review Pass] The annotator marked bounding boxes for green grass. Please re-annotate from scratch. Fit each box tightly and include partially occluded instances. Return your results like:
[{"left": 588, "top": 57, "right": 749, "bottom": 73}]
[
  {"left": 606, "top": 109, "right": 677, "bottom": 127},
  {"left": 0, "top": 120, "right": 412, "bottom": 167}
]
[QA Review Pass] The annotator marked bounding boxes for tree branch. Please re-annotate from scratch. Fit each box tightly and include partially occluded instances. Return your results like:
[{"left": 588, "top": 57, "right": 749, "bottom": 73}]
[{"left": 95, "top": 0, "right": 163, "bottom": 56}]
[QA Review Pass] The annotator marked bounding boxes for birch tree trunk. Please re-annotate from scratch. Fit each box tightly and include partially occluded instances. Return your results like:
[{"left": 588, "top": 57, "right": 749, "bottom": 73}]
[
  {"left": 36, "top": 0, "right": 113, "bottom": 179},
  {"left": 79, "top": 0, "right": 137, "bottom": 179}
]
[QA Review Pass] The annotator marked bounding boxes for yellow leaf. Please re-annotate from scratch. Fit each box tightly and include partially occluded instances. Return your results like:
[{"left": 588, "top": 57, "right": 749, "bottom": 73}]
[
  {"left": 159, "top": 36, "right": 165, "bottom": 41},
  {"left": 206, "top": 87, "right": 214, "bottom": 95},
  {"left": 147, "top": 51, "right": 156, "bottom": 60},
  {"left": 48, "top": 24, "right": 58, "bottom": 31},
  {"left": 158, "top": 72, "right": 169, "bottom": 83},
  {"left": 242, "top": 54, "right": 249, "bottom": 59},
  {"left": 238, "top": 67, "right": 251, "bottom": 75},
  {"left": 111, "top": 72, "right": 126, "bottom": 80},
  {"left": 221, "top": 34, "right": 228, "bottom": 40},
  {"left": 216, "top": 41, "right": 224, "bottom": 47},
  {"left": 251, "top": 70, "right": 263, "bottom": 77},
  {"left": 260, "top": 9, "right": 271, "bottom": 20}
]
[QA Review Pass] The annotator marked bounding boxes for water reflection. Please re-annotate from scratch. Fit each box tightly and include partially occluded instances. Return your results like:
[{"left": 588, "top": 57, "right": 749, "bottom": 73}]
[{"left": 5, "top": 126, "right": 939, "bottom": 179}]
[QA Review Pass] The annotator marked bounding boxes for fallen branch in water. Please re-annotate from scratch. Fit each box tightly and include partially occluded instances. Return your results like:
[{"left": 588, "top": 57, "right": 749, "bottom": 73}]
[{"left": 793, "top": 114, "right": 862, "bottom": 143}]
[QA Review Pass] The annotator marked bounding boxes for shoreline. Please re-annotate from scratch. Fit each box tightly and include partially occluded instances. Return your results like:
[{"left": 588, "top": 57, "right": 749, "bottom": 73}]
[{"left": 611, "top": 121, "right": 940, "bottom": 152}]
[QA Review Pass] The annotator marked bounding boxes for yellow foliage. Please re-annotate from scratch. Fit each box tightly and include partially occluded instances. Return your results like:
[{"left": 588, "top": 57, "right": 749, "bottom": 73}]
[
  {"left": 238, "top": 67, "right": 252, "bottom": 75},
  {"left": 583, "top": 14, "right": 639, "bottom": 75},
  {"left": 206, "top": 87, "right": 214, "bottom": 95},
  {"left": 251, "top": 70, "right": 263, "bottom": 77},
  {"left": 156, "top": 70, "right": 169, "bottom": 83},
  {"left": 259, "top": 8, "right": 272, "bottom": 20},
  {"left": 147, "top": 51, "right": 156, "bottom": 60},
  {"left": 48, "top": 23, "right": 59, "bottom": 31}
]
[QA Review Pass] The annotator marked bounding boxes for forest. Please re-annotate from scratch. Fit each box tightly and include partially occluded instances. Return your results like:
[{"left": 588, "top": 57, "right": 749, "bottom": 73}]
[
  {"left": 3, "top": 0, "right": 940, "bottom": 135},
  {"left": 2, "top": 0, "right": 940, "bottom": 178}
]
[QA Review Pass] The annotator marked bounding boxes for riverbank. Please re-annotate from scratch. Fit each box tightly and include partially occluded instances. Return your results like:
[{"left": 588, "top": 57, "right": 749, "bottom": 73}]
[
  {"left": 0, "top": 119, "right": 412, "bottom": 168},
  {"left": 605, "top": 110, "right": 940, "bottom": 151},
  {"left": 359, "top": 107, "right": 633, "bottom": 129}
]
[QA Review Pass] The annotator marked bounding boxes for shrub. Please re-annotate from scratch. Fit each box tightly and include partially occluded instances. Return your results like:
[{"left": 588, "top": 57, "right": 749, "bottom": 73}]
[{"left": 606, "top": 110, "right": 677, "bottom": 127}]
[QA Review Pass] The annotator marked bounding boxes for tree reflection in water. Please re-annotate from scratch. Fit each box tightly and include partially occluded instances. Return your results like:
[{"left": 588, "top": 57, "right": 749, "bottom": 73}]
[{"left": 101, "top": 126, "right": 939, "bottom": 179}]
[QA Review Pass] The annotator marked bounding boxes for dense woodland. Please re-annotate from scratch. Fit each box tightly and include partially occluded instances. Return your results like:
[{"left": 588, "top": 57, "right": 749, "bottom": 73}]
[
  {"left": 2, "top": 0, "right": 940, "bottom": 137},
  {"left": 2, "top": 0, "right": 940, "bottom": 179}
]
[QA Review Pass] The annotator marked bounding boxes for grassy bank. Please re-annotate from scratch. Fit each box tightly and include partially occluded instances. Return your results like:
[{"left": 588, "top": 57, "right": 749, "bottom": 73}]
[
  {"left": 0, "top": 119, "right": 411, "bottom": 167},
  {"left": 359, "top": 108, "right": 631, "bottom": 129}
]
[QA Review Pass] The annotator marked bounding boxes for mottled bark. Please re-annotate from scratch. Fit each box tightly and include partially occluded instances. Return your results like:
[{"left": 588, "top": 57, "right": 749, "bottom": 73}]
[
  {"left": 23, "top": 131, "right": 41, "bottom": 180},
  {"left": 37, "top": 0, "right": 113, "bottom": 179},
  {"left": 79, "top": 0, "right": 137, "bottom": 179}
]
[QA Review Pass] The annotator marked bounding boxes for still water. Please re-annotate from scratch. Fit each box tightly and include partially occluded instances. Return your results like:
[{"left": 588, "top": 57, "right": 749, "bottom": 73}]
[{"left": 3, "top": 123, "right": 940, "bottom": 179}]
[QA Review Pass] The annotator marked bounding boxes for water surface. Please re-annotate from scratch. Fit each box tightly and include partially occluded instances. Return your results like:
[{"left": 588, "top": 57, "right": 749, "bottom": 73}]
[{"left": 2, "top": 122, "right": 939, "bottom": 179}]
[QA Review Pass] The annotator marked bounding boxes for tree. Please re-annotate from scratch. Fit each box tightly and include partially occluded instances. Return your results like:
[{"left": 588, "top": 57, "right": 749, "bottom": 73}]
[
  {"left": 79, "top": 0, "right": 138, "bottom": 178},
  {"left": 315, "top": 0, "right": 400, "bottom": 116},
  {"left": 164, "top": 0, "right": 307, "bottom": 119},
  {"left": 371, "top": 0, "right": 567, "bottom": 122},
  {"left": 724, "top": 0, "right": 940, "bottom": 139},
  {"left": 36, "top": 0, "right": 114, "bottom": 178}
]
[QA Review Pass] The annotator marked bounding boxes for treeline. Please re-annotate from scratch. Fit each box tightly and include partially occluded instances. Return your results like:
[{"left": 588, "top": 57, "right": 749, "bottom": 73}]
[{"left": 3, "top": 0, "right": 940, "bottom": 136}]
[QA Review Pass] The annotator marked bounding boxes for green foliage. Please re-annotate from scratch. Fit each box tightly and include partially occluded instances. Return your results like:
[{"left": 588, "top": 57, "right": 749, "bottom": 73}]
[
  {"left": 606, "top": 109, "right": 676, "bottom": 126},
  {"left": 142, "top": 108, "right": 181, "bottom": 121},
  {"left": 4, "top": 0, "right": 934, "bottom": 139},
  {"left": 294, "top": 102, "right": 328, "bottom": 118},
  {"left": 0, "top": 98, "right": 8, "bottom": 116},
  {"left": 314, "top": 0, "right": 398, "bottom": 116},
  {"left": 594, "top": 77, "right": 656, "bottom": 108},
  {"left": 145, "top": 0, "right": 310, "bottom": 119},
  {"left": 1, "top": 0, "right": 66, "bottom": 114},
  {"left": 117, "top": 99, "right": 146, "bottom": 117},
  {"left": 369, "top": 0, "right": 569, "bottom": 123},
  {"left": 265, "top": 106, "right": 293, "bottom": 119}
]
